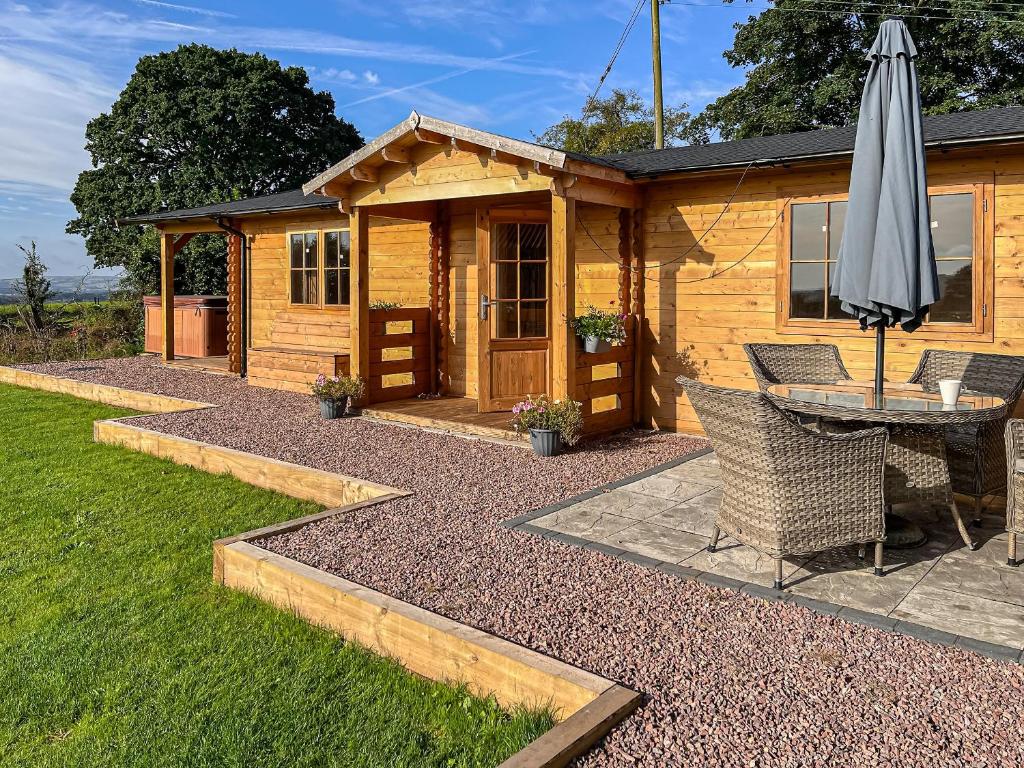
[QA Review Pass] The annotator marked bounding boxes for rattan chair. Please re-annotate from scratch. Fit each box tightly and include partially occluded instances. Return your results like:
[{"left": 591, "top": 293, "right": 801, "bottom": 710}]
[
  {"left": 1005, "top": 420, "right": 1024, "bottom": 567},
  {"left": 907, "top": 350, "right": 1024, "bottom": 520},
  {"left": 743, "top": 343, "right": 852, "bottom": 392},
  {"left": 678, "top": 376, "right": 888, "bottom": 590}
]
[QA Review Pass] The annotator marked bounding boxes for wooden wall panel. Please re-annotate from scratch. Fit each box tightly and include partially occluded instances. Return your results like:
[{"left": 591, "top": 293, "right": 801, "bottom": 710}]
[
  {"left": 243, "top": 212, "right": 430, "bottom": 354},
  {"left": 642, "top": 147, "right": 1024, "bottom": 435}
]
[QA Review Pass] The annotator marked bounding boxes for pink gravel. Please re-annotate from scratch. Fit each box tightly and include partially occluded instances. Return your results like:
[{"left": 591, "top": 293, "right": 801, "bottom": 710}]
[{"left": 19, "top": 357, "right": 1024, "bottom": 767}]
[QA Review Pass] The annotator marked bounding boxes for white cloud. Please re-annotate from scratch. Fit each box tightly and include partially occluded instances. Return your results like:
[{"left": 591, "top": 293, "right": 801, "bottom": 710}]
[
  {"left": 363, "top": 70, "right": 380, "bottom": 85},
  {"left": 135, "top": 0, "right": 235, "bottom": 18},
  {"left": 0, "top": 46, "right": 115, "bottom": 192}
]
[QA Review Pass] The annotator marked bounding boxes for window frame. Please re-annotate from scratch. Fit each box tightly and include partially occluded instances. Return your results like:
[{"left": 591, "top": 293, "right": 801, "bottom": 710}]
[
  {"left": 322, "top": 229, "right": 351, "bottom": 309},
  {"left": 775, "top": 175, "right": 993, "bottom": 341},
  {"left": 288, "top": 229, "right": 321, "bottom": 308},
  {"left": 286, "top": 226, "right": 351, "bottom": 310}
]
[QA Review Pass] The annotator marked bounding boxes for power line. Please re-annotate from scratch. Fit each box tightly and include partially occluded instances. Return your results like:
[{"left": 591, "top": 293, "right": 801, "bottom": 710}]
[
  {"left": 663, "top": 1, "right": 1024, "bottom": 23},
  {"left": 583, "top": 0, "right": 647, "bottom": 113}
]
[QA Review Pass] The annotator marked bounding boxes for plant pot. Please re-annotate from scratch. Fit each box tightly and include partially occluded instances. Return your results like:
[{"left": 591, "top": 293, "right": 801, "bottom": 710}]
[
  {"left": 319, "top": 397, "right": 349, "bottom": 419},
  {"left": 582, "top": 335, "right": 611, "bottom": 354},
  {"left": 529, "top": 428, "right": 562, "bottom": 457}
]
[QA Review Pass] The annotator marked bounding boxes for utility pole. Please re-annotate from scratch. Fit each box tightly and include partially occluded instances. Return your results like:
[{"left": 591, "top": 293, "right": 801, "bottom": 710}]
[{"left": 651, "top": 0, "right": 665, "bottom": 149}]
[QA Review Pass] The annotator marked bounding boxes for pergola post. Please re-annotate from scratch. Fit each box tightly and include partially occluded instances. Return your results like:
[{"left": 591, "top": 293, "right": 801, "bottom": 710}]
[
  {"left": 631, "top": 205, "right": 646, "bottom": 426},
  {"left": 160, "top": 231, "right": 175, "bottom": 361},
  {"left": 349, "top": 206, "right": 371, "bottom": 393},
  {"left": 226, "top": 232, "right": 243, "bottom": 374},
  {"left": 551, "top": 192, "right": 576, "bottom": 402}
]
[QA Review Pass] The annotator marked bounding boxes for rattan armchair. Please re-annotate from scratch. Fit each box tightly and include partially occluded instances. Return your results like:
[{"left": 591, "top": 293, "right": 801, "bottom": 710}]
[
  {"left": 908, "top": 350, "right": 1024, "bottom": 520},
  {"left": 743, "top": 343, "right": 852, "bottom": 392},
  {"left": 678, "top": 376, "right": 888, "bottom": 590}
]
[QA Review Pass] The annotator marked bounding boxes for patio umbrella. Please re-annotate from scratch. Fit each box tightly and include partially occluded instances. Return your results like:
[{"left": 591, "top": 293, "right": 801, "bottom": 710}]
[{"left": 830, "top": 18, "right": 939, "bottom": 399}]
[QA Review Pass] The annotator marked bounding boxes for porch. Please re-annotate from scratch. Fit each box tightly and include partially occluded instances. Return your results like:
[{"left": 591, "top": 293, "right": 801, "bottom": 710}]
[{"left": 149, "top": 113, "right": 648, "bottom": 438}]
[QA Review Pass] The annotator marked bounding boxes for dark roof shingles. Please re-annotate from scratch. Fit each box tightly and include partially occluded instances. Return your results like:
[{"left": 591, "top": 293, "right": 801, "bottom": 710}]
[
  {"left": 119, "top": 188, "right": 337, "bottom": 225},
  {"left": 589, "top": 105, "right": 1024, "bottom": 177}
]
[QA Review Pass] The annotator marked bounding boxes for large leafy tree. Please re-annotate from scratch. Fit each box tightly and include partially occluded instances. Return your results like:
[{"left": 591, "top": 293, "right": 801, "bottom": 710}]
[
  {"left": 537, "top": 88, "right": 692, "bottom": 154},
  {"left": 692, "top": 1, "right": 1024, "bottom": 141},
  {"left": 68, "top": 45, "right": 363, "bottom": 294}
]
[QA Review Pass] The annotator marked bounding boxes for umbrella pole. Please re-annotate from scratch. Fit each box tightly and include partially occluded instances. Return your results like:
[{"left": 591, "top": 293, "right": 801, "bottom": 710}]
[{"left": 874, "top": 324, "right": 885, "bottom": 402}]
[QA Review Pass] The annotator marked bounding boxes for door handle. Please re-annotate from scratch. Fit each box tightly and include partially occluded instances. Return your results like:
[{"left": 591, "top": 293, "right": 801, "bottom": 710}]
[{"left": 480, "top": 294, "right": 492, "bottom": 321}]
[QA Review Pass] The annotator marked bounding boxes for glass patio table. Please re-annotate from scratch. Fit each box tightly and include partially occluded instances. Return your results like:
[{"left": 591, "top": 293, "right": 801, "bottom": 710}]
[{"left": 767, "top": 381, "right": 1007, "bottom": 550}]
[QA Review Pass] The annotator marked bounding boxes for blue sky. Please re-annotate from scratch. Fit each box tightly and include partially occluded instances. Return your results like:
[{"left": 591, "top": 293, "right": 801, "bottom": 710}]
[{"left": 0, "top": 0, "right": 756, "bottom": 278}]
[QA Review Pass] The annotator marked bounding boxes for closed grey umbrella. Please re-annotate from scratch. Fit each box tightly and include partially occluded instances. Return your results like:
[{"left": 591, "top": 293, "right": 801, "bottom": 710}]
[{"left": 830, "top": 18, "right": 939, "bottom": 398}]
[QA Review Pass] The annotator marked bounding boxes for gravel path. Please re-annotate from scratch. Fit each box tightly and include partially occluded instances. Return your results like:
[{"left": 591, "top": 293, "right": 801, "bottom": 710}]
[{"left": 19, "top": 357, "right": 1024, "bottom": 767}]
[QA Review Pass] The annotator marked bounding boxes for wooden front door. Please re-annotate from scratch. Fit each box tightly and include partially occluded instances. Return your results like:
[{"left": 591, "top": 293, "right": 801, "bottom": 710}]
[{"left": 476, "top": 209, "right": 551, "bottom": 412}]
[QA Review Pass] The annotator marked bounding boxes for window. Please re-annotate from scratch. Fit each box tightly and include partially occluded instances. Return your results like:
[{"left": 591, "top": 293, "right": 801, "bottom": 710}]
[
  {"left": 780, "top": 183, "right": 988, "bottom": 337},
  {"left": 290, "top": 232, "right": 318, "bottom": 305},
  {"left": 929, "top": 193, "right": 973, "bottom": 323},
  {"left": 323, "top": 230, "right": 350, "bottom": 306},
  {"left": 492, "top": 222, "right": 548, "bottom": 339},
  {"left": 788, "top": 200, "right": 847, "bottom": 320}
]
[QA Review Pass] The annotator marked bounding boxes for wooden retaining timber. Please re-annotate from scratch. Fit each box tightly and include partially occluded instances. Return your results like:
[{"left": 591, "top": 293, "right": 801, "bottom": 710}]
[
  {"left": 215, "top": 522, "right": 641, "bottom": 768},
  {"left": 0, "top": 366, "right": 212, "bottom": 414},
  {"left": 93, "top": 420, "right": 398, "bottom": 507}
]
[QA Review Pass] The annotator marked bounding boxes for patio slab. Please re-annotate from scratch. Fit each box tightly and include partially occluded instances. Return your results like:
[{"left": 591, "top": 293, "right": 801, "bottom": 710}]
[{"left": 531, "top": 452, "right": 1024, "bottom": 651}]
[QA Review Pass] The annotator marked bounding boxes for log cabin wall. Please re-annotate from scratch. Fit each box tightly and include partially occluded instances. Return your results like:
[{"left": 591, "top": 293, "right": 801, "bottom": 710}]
[
  {"left": 642, "top": 145, "right": 1024, "bottom": 434},
  {"left": 240, "top": 210, "right": 430, "bottom": 393}
]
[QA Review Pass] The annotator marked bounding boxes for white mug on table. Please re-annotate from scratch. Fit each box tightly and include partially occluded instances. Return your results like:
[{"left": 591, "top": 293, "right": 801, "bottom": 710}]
[{"left": 939, "top": 378, "right": 962, "bottom": 406}]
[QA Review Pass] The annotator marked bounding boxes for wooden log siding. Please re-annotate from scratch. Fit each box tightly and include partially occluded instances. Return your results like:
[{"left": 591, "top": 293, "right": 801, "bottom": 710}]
[
  {"left": 367, "top": 307, "right": 432, "bottom": 403},
  {"left": 577, "top": 315, "right": 635, "bottom": 436},
  {"left": 226, "top": 233, "right": 242, "bottom": 374}
]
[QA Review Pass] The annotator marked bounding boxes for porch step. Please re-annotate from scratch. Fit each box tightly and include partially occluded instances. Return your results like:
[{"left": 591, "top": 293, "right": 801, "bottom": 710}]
[{"left": 361, "top": 397, "right": 526, "bottom": 444}]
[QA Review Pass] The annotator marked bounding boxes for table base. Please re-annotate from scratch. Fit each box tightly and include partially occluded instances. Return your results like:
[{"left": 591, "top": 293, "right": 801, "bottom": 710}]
[{"left": 884, "top": 512, "right": 928, "bottom": 549}]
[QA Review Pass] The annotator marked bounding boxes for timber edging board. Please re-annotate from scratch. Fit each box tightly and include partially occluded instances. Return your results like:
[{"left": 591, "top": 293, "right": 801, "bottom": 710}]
[
  {"left": 0, "top": 366, "right": 212, "bottom": 413},
  {"left": 214, "top": 532, "right": 641, "bottom": 768},
  {"left": 93, "top": 420, "right": 401, "bottom": 507},
  {"left": 1, "top": 365, "right": 402, "bottom": 508}
]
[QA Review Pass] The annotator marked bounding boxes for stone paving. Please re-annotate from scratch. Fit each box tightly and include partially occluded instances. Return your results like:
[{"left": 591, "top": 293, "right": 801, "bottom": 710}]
[{"left": 532, "top": 451, "right": 1024, "bottom": 650}]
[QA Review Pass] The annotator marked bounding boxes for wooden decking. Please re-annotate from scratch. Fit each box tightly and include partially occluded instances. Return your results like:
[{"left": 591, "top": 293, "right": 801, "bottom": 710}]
[
  {"left": 361, "top": 397, "right": 526, "bottom": 443},
  {"left": 162, "top": 355, "right": 233, "bottom": 375}
]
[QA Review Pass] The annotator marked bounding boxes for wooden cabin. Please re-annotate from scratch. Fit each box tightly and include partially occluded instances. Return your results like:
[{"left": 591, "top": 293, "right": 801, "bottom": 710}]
[{"left": 122, "top": 106, "right": 1024, "bottom": 436}]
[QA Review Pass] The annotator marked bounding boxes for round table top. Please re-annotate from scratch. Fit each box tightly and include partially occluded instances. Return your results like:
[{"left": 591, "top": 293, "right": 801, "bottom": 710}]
[{"left": 766, "top": 380, "right": 1007, "bottom": 426}]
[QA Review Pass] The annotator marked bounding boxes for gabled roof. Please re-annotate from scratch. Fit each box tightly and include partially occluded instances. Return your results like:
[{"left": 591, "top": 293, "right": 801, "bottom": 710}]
[
  {"left": 119, "top": 188, "right": 338, "bottom": 226},
  {"left": 120, "top": 105, "right": 1024, "bottom": 227},
  {"left": 302, "top": 111, "right": 622, "bottom": 196},
  {"left": 585, "top": 105, "right": 1024, "bottom": 178}
]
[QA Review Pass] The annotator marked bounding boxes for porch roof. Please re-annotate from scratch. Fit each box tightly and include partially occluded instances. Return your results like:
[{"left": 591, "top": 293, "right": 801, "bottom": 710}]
[
  {"left": 301, "top": 111, "right": 627, "bottom": 197},
  {"left": 119, "top": 188, "right": 339, "bottom": 226}
]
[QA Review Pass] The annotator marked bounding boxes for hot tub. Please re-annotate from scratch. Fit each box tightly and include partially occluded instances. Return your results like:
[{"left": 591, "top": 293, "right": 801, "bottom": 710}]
[{"left": 143, "top": 295, "right": 228, "bottom": 358}]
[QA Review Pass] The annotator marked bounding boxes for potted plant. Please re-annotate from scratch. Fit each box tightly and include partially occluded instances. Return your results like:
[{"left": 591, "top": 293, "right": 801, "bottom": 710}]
[
  {"left": 511, "top": 395, "right": 583, "bottom": 457},
  {"left": 311, "top": 373, "right": 366, "bottom": 419},
  {"left": 572, "top": 305, "right": 627, "bottom": 354}
]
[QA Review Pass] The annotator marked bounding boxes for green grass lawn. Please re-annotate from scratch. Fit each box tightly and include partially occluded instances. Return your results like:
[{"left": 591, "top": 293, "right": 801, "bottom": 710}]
[{"left": 0, "top": 384, "right": 552, "bottom": 768}]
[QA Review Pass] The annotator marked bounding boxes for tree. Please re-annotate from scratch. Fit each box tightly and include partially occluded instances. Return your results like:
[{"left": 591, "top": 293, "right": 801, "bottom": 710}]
[
  {"left": 13, "top": 242, "right": 52, "bottom": 331},
  {"left": 536, "top": 89, "right": 692, "bottom": 155},
  {"left": 691, "top": 1, "right": 1024, "bottom": 142},
  {"left": 68, "top": 45, "right": 363, "bottom": 295}
]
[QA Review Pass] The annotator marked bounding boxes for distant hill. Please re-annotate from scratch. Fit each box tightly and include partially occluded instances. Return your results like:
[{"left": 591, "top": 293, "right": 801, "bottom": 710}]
[{"left": 0, "top": 274, "right": 123, "bottom": 305}]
